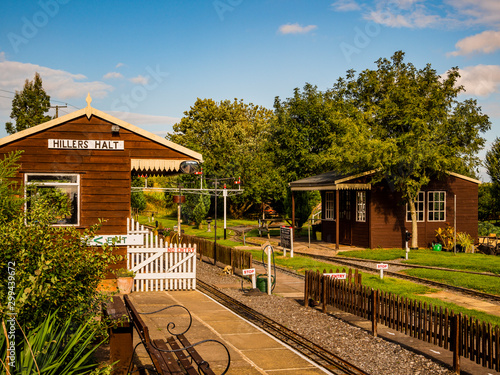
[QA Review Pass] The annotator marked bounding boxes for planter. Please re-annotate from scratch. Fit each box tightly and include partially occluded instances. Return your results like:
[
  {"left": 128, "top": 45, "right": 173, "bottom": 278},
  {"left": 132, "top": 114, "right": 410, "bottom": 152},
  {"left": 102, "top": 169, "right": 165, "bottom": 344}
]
[{"left": 117, "top": 277, "right": 134, "bottom": 294}]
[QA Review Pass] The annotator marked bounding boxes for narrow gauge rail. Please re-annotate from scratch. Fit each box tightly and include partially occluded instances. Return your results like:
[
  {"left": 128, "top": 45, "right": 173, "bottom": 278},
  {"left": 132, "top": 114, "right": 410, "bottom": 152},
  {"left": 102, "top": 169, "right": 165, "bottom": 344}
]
[{"left": 196, "top": 279, "right": 368, "bottom": 375}]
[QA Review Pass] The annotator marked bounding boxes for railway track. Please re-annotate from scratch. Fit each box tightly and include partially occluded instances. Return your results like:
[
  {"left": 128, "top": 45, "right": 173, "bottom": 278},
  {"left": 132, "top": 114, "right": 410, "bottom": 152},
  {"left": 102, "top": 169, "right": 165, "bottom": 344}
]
[
  {"left": 197, "top": 279, "right": 368, "bottom": 375},
  {"left": 254, "top": 252, "right": 500, "bottom": 303}
]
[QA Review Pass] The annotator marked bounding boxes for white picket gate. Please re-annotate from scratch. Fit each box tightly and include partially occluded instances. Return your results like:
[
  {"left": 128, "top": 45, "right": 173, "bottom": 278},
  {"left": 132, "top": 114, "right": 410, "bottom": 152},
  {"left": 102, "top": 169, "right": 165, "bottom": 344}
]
[{"left": 127, "top": 218, "right": 196, "bottom": 291}]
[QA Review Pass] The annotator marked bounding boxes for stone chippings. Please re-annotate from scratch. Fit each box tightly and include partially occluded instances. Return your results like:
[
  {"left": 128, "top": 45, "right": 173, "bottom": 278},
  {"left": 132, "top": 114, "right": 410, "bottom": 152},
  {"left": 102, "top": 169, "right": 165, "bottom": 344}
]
[{"left": 197, "top": 261, "right": 453, "bottom": 375}]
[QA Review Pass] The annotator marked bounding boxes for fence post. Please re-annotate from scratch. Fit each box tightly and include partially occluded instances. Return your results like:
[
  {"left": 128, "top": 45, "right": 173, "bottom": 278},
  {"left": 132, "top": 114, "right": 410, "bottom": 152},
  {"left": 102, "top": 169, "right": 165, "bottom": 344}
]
[
  {"left": 452, "top": 314, "right": 461, "bottom": 374},
  {"left": 304, "top": 271, "right": 309, "bottom": 307},
  {"left": 322, "top": 275, "right": 327, "bottom": 313},
  {"left": 371, "top": 288, "right": 378, "bottom": 337}
]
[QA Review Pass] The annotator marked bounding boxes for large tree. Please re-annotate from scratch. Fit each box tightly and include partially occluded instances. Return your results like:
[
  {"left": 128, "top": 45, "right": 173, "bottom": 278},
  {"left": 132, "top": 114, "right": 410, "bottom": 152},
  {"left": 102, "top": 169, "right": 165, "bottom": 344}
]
[
  {"left": 325, "top": 51, "right": 491, "bottom": 247},
  {"left": 484, "top": 137, "right": 500, "bottom": 219},
  {"left": 271, "top": 83, "right": 353, "bottom": 226},
  {"left": 5, "top": 72, "right": 51, "bottom": 135},
  {"left": 167, "top": 98, "right": 284, "bottom": 218}
]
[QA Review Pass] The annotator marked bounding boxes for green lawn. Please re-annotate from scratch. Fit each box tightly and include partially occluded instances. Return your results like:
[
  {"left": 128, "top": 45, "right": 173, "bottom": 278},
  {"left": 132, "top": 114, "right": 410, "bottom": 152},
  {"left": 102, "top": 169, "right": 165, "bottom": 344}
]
[
  {"left": 401, "top": 268, "right": 500, "bottom": 295},
  {"left": 338, "top": 248, "right": 500, "bottom": 274}
]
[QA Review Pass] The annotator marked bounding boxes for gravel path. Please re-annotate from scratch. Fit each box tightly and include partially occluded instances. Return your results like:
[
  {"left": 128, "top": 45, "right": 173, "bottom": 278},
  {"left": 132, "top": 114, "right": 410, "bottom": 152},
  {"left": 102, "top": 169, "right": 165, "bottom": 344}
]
[{"left": 197, "top": 260, "right": 453, "bottom": 375}]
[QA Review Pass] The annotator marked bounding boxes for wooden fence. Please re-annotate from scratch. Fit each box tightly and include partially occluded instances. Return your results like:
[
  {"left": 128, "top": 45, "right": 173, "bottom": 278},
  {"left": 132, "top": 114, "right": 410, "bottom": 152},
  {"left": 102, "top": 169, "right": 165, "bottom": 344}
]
[
  {"left": 180, "top": 233, "right": 252, "bottom": 271},
  {"left": 304, "top": 270, "right": 500, "bottom": 372}
]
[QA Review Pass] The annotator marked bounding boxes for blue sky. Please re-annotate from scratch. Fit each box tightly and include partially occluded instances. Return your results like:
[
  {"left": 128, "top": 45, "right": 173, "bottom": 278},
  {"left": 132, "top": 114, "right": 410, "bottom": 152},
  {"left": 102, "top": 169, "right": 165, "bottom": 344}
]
[{"left": 0, "top": 0, "right": 499, "bottom": 179}]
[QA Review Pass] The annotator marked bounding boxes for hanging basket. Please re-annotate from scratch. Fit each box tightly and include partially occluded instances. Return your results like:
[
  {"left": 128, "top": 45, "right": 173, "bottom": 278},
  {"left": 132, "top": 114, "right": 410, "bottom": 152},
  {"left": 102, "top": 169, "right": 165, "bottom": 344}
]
[{"left": 173, "top": 196, "right": 186, "bottom": 203}]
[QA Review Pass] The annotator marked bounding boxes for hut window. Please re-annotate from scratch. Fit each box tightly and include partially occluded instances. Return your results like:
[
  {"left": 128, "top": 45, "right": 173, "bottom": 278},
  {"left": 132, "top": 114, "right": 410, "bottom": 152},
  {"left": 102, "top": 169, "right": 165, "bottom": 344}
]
[
  {"left": 356, "top": 191, "right": 366, "bottom": 222},
  {"left": 428, "top": 191, "right": 446, "bottom": 221},
  {"left": 25, "top": 174, "right": 80, "bottom": 226},
  {"left": 324, "top": 192, "right": 335, "bottom": 220},
  {"left": 406, "top": 191, "right": 424, "bottom": 222}
]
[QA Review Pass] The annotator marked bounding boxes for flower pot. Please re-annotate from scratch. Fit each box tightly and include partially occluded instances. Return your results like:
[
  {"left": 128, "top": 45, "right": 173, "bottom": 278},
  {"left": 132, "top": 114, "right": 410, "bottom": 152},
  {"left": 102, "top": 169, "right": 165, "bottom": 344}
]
[{"left": 117, "top": 277, "right": 134, "bottom": 294}]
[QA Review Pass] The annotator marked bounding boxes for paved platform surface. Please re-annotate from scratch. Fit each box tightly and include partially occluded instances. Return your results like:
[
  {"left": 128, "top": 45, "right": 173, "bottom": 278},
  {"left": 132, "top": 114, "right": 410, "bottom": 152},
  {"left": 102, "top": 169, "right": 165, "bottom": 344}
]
[{"left": 127, "top": 291, "right": 328, "bottom": 375}]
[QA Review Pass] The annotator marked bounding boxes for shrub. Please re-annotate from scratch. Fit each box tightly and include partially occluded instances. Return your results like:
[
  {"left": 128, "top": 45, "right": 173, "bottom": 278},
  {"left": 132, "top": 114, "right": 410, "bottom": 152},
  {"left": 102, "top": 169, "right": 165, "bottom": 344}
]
[{"left": 0, "top": 309, "right": 112, "bottom": 374}]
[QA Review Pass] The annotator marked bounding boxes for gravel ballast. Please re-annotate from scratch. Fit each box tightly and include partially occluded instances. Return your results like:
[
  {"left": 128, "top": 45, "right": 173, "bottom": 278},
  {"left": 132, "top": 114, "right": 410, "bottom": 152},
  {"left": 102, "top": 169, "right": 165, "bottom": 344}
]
[{"left": 196, "top": 260, "right": 453, "bottom": 375}]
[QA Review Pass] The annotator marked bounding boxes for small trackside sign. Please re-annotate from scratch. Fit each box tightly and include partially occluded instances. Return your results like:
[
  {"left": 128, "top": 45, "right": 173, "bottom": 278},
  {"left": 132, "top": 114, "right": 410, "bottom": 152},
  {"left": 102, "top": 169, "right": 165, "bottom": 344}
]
[
  {"left": 323, "top": 273, "right": 347, "bottom": 280},
  {"left": 377, "top": 263, "right": 389, "bottom": 270},
  {"left": 243, "top": 268, "right": 256, "bottom": 276}
]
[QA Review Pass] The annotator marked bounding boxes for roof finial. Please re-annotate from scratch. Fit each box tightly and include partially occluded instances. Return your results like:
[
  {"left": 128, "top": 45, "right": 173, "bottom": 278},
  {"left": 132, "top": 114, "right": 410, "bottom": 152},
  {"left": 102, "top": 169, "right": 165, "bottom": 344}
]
[{"left": 85, "top": 93, "right": 92, "bottom": 119}]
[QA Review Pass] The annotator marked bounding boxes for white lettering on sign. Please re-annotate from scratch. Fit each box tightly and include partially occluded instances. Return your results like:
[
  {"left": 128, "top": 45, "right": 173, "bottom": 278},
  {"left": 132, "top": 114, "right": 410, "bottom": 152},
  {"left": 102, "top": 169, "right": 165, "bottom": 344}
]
[
  {"left": 48, "top": 139, "right": 124, "bottom": 150},
  {"left": 242, "top": 268, "right": 256, "bottom": 276},
  {"left": 166, "top": 248, "right": 195, "bottom": 253},
  {"left": 323, "top": 273, "right": 347, "bottom": 280},
  {"left": 377, "top": 263, "right": 389, "bottom": 270},
  {"left": 87, "top": 235, "right": 144, "bottom": 246}
]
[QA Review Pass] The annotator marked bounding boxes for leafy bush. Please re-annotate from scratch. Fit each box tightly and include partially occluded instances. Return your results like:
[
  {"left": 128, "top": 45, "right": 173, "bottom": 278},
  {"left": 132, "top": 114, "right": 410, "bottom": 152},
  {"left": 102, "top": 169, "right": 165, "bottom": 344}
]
[
  {"left": 478, "top": 221, "right": 500, "bottom": 236},
  {"left": 0, "top": 309, "right": 112, "bottom": 374}
]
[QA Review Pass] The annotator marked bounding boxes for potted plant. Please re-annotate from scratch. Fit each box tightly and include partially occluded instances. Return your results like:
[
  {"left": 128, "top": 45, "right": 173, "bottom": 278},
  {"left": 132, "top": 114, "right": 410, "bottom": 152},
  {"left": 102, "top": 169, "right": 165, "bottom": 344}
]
[{"left": 115, "top": 268, "right": 136, "bottom": 294}]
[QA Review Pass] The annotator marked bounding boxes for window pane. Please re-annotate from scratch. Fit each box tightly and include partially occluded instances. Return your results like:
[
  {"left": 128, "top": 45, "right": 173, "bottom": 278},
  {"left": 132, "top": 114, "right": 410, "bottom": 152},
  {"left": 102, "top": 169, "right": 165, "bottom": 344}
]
[{"left": 27, "top": 175, "right": 78, "bottom": 184}]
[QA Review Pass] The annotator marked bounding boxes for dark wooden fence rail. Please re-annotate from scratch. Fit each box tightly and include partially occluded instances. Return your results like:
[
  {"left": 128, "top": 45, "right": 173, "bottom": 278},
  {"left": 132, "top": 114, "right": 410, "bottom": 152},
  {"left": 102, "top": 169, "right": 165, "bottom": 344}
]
[
  {"left": 181, "top": 233, "right": 252, "bottom": 271},
  {"left": 304, "top": 270, "right": 500, "bottom": 372}
]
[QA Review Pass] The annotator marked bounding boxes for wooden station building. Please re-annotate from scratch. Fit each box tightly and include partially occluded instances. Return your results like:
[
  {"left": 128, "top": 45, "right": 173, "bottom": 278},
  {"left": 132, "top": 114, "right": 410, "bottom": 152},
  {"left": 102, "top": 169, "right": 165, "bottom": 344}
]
[
  {"left": 290, "top": 170, "right": 480, "bottom": 249},
  {"left": 0, "top": 95, "right": 202, "bottom": 264}
]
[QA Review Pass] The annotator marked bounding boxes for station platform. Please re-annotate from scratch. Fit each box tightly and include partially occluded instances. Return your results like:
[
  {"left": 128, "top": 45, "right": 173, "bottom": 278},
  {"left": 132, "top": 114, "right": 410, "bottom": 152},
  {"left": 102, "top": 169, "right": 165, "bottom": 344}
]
[{"left": 128, "top": 291, "right": 328, "bottom": 375}]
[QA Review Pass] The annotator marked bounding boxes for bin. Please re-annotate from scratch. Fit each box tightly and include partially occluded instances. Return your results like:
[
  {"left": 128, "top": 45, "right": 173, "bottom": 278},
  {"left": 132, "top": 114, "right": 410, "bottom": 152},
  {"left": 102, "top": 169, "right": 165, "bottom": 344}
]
[
  {"left": 433, "top": 243, "right": 442, "bottom": 251},
  {"left": 256, "top": 275, "right": 268, "bottom": 293}
]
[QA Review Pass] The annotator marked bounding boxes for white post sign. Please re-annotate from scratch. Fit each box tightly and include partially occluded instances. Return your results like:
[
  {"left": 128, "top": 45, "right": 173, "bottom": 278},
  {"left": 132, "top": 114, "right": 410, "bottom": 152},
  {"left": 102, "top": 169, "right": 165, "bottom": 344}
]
[
  {"left": 87, "top": 234, "right": 144, "bottom": 246},
  {"left": 377, "top": 263, "right": 389, "bottom": 279},
  {"left": 243, "top": 268, "right": 256, "bottom": 289}
]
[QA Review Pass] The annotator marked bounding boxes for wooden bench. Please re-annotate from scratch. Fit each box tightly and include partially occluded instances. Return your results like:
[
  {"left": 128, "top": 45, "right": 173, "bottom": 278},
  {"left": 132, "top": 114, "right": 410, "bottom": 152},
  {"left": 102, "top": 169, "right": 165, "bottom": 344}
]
[{"left": 106, "top": 295, "right": 230, "bottom": 375}]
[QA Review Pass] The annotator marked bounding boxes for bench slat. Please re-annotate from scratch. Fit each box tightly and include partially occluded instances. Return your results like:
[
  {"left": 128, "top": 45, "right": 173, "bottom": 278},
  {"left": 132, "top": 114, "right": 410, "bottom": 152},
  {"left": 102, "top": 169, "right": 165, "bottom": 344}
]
[
  {"left": 166, "top": 336, "right": 198, "bottom": 375},
  {"left": 152, "top": 339, "right": 184, "bottom": 375},
  {"left": 178, "top": 334, "right": 216, "bottom": 375}
]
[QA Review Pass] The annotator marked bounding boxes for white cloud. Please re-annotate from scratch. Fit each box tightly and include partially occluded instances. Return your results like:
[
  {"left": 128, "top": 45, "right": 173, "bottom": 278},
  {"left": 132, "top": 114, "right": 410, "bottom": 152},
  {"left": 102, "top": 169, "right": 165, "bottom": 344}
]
[
  {"left": 107, "top": 111, "right": 180, "bottom": 126},
  {"left": 363, "top": 0, "right": 500, "bottom": 29},
  {"left": 0, "top": 56, "right": 113, "bottom": 100},
  {"left": 129, "top": 75, "right": 150, "bottom": 85},
  {"left": 278, "top": 23, "right": 317, "bottom": 35},
  {"left": 454, "top": 65, "right": 500, "bottom": 96},
  {"left": 448, "top": 30, "right": 500, "bottom": 56},
  {"left": 103, "top": 71, "right": 124, "bottom": 80},
  {"left": 115, "top": 62, "right": 125, "bottom": 68},
  {"left": 331, "top": 0, "right": 361, "bottom": 12},
  {"left": 365, "top": 1, "right": 442, "bottom": 28},
  {"left": 447, "top": 0, "right": 500, "bottom": 27}
]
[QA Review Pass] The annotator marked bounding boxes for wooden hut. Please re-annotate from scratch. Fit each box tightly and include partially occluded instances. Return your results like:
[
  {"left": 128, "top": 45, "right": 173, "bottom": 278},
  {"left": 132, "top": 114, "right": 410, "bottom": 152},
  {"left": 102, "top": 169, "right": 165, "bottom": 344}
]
[
  {"left": 289, "top": 170, "right": 480, "bottom": 249},
  {"left": 0, "top": 95, "right": 202, "bottom": 268}
]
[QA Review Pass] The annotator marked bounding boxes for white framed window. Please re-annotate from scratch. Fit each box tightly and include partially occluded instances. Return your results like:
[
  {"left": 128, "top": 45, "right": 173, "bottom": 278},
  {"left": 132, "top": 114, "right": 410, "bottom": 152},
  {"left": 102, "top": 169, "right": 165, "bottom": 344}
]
[
  {"left": 25, "top": 173, "right": 80, "bottom": 226},
  {"left": 324, "top": 192, "right": 335, "bottom": 220},
  {"left": 428, "top": 191, "right": 446, "bottom": 222},
  {"left": 406, "top": 191, "right": 425, "bottom": 222},
  {"left": 356, "top": 191, "right": 366, "bottom": 222}
]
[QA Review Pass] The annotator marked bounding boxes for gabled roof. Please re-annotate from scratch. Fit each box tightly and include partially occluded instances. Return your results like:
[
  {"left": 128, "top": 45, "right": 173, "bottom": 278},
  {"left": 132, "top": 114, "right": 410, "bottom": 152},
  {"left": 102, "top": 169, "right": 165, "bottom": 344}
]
[
  {"left": 289, "top": 169, "right": 480, "bottom": 191},
  {"left": 0, "top": 94, "right": 203, "bottom": 162}
]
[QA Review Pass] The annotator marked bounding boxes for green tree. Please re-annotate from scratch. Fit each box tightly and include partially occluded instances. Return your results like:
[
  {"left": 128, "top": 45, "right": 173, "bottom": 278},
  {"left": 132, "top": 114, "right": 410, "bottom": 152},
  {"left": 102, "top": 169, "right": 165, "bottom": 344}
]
[
  {"left": 5, "top": 72, "right": 51, "bottom": 135},
  {"left": 271, "top": 83, "right": 354, "bottom": 227},
  {"left": 168, "top": 98, "right": 284, "bottom": 218},
  {"left": 0, "top": 151, "right": 24, "bottom": 222},
  {"left": 478, "top": 183, "right": 496, "bottom": 221},
  {"left": 131, "top": 176, "right": 147, "bottom": 213},
  {"left": 325, "top": 51, "right": 491, "bottom": 247},
  {"left": 484, "top": 137, "right": 500, "bottom": 220}
]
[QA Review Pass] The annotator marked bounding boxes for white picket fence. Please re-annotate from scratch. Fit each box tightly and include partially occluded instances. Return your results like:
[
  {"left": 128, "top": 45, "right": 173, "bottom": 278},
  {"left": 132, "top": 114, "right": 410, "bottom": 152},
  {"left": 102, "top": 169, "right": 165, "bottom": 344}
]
[{"left": 127, "top": 217, "right": 197, "bottom": 291}]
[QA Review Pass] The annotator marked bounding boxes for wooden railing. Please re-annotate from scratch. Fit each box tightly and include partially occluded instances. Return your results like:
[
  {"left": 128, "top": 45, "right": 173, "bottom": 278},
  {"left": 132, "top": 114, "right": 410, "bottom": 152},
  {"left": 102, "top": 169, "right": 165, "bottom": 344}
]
[
  {"left": 304, "top": 270, "right": 500, "bottom": 372},
  {"left": 180, "top": 234, "right": 252, "bottom": 271}
]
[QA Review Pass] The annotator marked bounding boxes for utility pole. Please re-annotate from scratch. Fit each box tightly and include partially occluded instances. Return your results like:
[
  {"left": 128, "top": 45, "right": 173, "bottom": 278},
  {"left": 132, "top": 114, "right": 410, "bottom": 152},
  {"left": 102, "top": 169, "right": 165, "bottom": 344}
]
[{"left": 50, "top": 104, "right": 67, "bottom": 118}]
